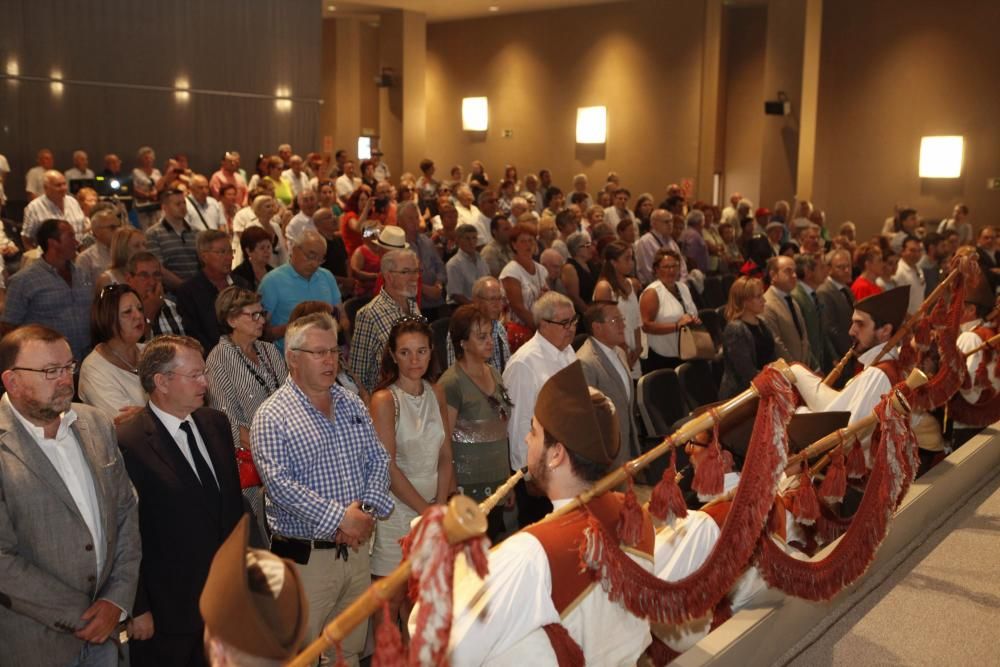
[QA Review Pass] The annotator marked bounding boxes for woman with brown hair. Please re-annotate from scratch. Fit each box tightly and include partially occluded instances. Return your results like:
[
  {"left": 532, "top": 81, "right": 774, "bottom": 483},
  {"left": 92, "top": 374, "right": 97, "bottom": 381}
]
[
  {"left": 593, "top": 239, "right": 643, "bottom": 376},
  {"left": 339, "top": 185, "right": 373, "bottom": 257},
  {"left": 719, "top": 276, "right": 775, "bottom": 399},
  {"left": 639, "top": 248, "right": 700, "bottom": 372},
  {"left": 499, "top": 222, "right": 548, "bottom": 351}
]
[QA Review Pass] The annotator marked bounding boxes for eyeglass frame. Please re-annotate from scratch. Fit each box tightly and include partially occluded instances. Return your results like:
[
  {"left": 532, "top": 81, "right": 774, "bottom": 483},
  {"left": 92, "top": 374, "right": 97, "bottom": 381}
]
[
  {"left": 542, "top": 314, "right": 580, "bottom": 330},
  {"left": 291, "top": 347, "right": 341, "bottom": 359},
  {"left": 9, "top": 362, "right": 78, "bottom": 381}
]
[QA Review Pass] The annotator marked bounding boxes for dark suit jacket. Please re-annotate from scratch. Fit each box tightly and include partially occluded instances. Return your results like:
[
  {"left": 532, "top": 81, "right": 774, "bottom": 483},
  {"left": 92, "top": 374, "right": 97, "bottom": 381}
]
[
  {"left": 117, "top": 406, "right": 242, "bottom": 635},
  {"left": 0, "top": 402, "right": 141, "bottom": 666},
  {"left": 816, "top": 279, "right": 855, "bottom": 360},
  {"left": 577, "top": 337, "right": 640, "bottom": 466},
  {"left": 792, "top": 284, "right": 836, "bottom": 373},
  {"left": 175, "top": 271, "right": 250, "bottom": 353},
  {"left": 978, "top": 247, "right": 1000, "bottom": 291}
]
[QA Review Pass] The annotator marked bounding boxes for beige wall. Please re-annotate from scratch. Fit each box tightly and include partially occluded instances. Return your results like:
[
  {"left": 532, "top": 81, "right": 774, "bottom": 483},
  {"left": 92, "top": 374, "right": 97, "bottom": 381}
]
[
  {"left": 425, "top": 0, "right": 708, "bottom": 201},
  {"left": 813, "top": 0, "right": 1000, "bottom": 239}
]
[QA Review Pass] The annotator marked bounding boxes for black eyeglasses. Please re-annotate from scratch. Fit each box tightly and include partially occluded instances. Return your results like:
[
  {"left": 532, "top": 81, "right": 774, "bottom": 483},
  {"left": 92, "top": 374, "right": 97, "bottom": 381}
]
[
  {"left": 543, "top": 314, "right": 580, "bottom": 329},
  {"left": 241, "top": 309, "right": 269, "bottom": 321},
  {"left": 11, "top": 362, "right": 77, "bottom": 380}
]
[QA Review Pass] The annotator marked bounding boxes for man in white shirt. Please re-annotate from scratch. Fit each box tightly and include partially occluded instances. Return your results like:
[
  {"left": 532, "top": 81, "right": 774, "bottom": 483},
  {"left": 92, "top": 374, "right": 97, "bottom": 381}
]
[
  {"left": 21, "top": 170, "right": 88, "bottom": 246},
  {"left": 284, "top": 188, "right": 320, "bottom": 245},
  {"left": 893, "top": 235, "right": 926, "bottom": 315},
  {"left": 570, "top": 173, "right": 593, "bottom": 210},
  {"left": 603, "top": 187, "right": 634, "bottom": 229},
  {"left": 0, "top": 325, "right": 140, "bottom": 666},
  {"left": 636, "top": 208, "right": 687, "bottom": 286},
  {"left": 277, "top": 144, "right": 293, "bottom": 169},
  {"left": 0, "top": 152, "right": 9, "bottom": 210},
  {"left": 720, "top": 192, "right": 742, "bottom": 227},
  {"left": 503, "top": 292, "right": 578, "bottom": 526},
  {"left": 371, "top": 149, "right": 390, "bottom": 183},
  {"left": 335, "top": 160, "right": 360, "bottom": 204},
  {"left": 282, "top": 155, "right": 311, "bottom": 199},
  {"left": 185, "top": 174, "right": 225, "bottom": 231},
  {"left": 473, "top": 189, "right": 499, "bottom": 247},
  {"left": 76, "top": 204, "right": 122, "bottom": 283},
  {"left": 64, "top": 150, "right": 95, "bottom": 182},
  {"left": 25, "top": 148, "right": 55, "bottom": 199},
  {"left": 454, "top": 184, "right": 484, "bottom": 241}
]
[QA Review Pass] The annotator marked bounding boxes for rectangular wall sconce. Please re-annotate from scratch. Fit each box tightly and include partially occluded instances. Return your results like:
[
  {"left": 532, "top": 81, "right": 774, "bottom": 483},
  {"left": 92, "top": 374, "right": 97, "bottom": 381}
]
[
  {"left": 357, "top": 136, "right": 372, "bottom": 160},
  {"left": 174, "top": 77, "right": 190, "bottom": 103},
  {"left": 275, "top": 86, "right": 292, "bottom": 112},
  {"left": 462, "top": 97, "right": 489, "bottom": 131},
  {"left": 919, "top": 136, "right": 963, "bottom": 178},
  {"left": 576, "top": 106, "right": 607, "bottom": 144}
]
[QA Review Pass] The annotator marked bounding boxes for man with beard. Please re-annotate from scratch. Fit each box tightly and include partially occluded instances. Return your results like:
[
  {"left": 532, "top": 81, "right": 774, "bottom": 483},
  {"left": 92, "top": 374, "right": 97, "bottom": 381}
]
[
  {"left": 349, "top": 248, "right": 422, "bottom": 392},
  {"left": 117, "top": 335, "right": 243, "bottom": 666},
  {"left": 425, "top": 361, "right": 654, "bottom": 665},
  {"left": 0, "top": 325, "right": 140, "bottom": 666}
]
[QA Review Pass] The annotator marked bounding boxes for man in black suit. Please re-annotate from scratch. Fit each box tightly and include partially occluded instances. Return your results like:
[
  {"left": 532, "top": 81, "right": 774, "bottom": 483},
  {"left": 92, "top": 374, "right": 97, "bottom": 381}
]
[
  {"left": 976, "top": 226, "right": 1000, "bottom": 292},
  {"left": 175, "top": 229, "right": 249, "bottom": 353},
  {"left": 117, "top": 335, "right": 243, "bottom": 666}
]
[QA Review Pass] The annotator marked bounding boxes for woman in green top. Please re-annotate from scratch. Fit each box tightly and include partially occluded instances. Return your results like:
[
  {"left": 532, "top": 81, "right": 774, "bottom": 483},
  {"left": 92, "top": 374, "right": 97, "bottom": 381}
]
[
  {"left": 263, "top": 156, "right": 294, "bottom": 207},
  {"left": 438, "top": 304, "right": 513, "bottom": 541}
]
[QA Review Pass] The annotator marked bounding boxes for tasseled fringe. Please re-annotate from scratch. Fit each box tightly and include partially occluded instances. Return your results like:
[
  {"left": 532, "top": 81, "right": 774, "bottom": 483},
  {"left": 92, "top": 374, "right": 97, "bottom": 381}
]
[
  {"left": 910, "top": 275, "right": 969, "bottom": 413},
  {"left": 541, "top": 623, "right": 586, "bottom": 667},
  {"left": 845, "top": 439, "right": 867, "bottom": 479},
  {"left": 691, "top": 438, "right": 724, "bottom": 498},
  {"left": 767, "top": 497, "right": 786, "bottom": 541},
  {"left": 645, "top": 634, "right": 680, "bottom": 667},
  {"left": 373, "top": 602, "right": 406, "bottom": 667},
  {"left": 788, "top": 463, "right": 820, "bottom": 526},
  {"left": 948, "top": 390, "right": 1000, "bottom": 427},
  {"left": 815, "top": 501, "right": 851, "bottom": 544},
  {"left": 649, "top": 449, "right": 688, "bottom": 523},
  {"left": 721, "top": 449, "right": 735, "bottom": 473},
  {"left": 617, "top": 476, "right": 645, "bottom": 547},
  {"left": 332, "top": 642, "right": 349, "bottom": 667},
  {"left": 818, "top": 449, "right": 847, "bottom": 504}
]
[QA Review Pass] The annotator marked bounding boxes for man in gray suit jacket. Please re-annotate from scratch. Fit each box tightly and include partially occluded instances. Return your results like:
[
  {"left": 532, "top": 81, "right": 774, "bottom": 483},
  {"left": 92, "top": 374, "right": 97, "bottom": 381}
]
[
  {"left": 577, "top": 302, "right": 640, "bottom": 466},
  {"left": 0, "top": 325, "right": 140, "bottom": 666},
  {"left": 762, "top": 255, "right": 812, "bottom": 366},
  {"left": 816, "top": 249, "right": 857, "bottom": 382}
]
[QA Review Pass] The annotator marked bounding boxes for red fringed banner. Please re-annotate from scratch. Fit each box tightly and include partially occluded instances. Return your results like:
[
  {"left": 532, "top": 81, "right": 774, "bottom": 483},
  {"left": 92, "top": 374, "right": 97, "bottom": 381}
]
[
  {"left": 400, "top": 505, "right": 490, "bottom": 667},
  {"left": 691, "top": 413, "right": 724, "bottom": 499},
  {"left": 818, "top": 449, "right": 847, "bottom": 504},
  {"left": 617, "top": 476, "right": 646, "bottom": 547},
  {"left": 648, "top": 448, "right": 688, "bottom": 523},
  {"left": 845, "top": 438, "right": 867, "bottom": 479},
  {"left": 948, "top": 390, "right": 1000, "bottom": 427},
  {"left": 910, "top": 274, "right": 968, "bottom": 412},
  {"left": 755, "top": 392, "right": 915, "bottom": 601},
  {"left": 787, "top": 463, "right": 821, "bottom": 526},
  {"left": 373, "top": 603, "right": 406, "bottom": 667},
  {"left": 579, "top": 366, "right": 797, "bottom": 625}
]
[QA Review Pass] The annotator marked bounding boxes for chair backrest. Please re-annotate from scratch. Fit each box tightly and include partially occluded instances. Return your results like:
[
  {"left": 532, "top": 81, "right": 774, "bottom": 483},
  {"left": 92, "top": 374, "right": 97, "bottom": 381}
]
[
  {"left": 720, "top": 273, "right": 736, "bottom": 302},
  {"left": 697, "top": 308, "right": 724, "bottom": 347},
  {"left": 572, "top": 333, "right": 589, "bottom": 352},
  {"left": 430, "top": 317, "right": 451, "bottom": 374},
  {"left": 676, "top": 359, "right": 719, "bottom": 413},
  {"left": 701, "top": 275, "right": 726, "bottom": 309},
  {"left": 636, "top": 369, "right": 686, "bottom": 438},
  {"left": 342, "top": 295, "right": 372, "bottom": 330}
]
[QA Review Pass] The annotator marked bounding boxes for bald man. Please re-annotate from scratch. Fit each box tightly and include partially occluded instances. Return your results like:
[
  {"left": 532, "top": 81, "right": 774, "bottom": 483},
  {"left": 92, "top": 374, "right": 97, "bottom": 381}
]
[
  {"left": 185, "top": 174, "right": 226, "bottom": 231},
  {"left": 22, "top": 170, "right": 88, "bottom": 248}
]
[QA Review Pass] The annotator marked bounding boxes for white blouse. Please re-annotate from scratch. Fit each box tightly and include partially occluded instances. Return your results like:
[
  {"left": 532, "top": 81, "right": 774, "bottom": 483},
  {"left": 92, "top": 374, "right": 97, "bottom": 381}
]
[
  {"left": 643, "top": 280, "right": 697, "bottom": 358},
  {"left": 499, "top": 260, "right": 549, "bottom": 326}
]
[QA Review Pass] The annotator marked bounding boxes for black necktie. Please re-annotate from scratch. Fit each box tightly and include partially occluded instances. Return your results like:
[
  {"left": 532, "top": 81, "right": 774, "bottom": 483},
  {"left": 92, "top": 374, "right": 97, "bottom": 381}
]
[
  {"left": 840, "top": 286, "right": 855, "bottom": 307},
  {"left": 180, "top": 421, "right": 220, "bottom": 499},
  {"left": 785, "top": 295, "right": 804, "bottom": 338}
]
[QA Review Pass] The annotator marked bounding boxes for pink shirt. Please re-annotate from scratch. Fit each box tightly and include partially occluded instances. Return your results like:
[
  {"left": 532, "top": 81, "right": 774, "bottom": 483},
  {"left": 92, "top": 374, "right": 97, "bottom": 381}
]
[{"left": 209, "top": 169, "right": 249, "bottom": 206}]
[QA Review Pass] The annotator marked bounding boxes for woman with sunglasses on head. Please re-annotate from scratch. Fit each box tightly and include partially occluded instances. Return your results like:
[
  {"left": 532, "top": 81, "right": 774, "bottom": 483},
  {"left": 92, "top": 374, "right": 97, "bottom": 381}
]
[
  {"left": 205, "top": 286, "right": 288, "bottom": 535},
  {"left": 78, "top": 284, "right": 148, "bottom": 424},
  {"left": 369, "top": 316, "right": 452, "bottom": 636},
  {"left": 639, "top": 248, "right": 700, "bottom": 372},
  {"left": 594, "top": 239, "right": 644, "bottom": 377},
  {"left": 438, "top": 304, "right": 513, "bottom": 541}
]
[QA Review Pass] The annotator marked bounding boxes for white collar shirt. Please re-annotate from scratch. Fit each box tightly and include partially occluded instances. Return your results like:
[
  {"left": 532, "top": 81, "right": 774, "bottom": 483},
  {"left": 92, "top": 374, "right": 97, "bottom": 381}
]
[
  {"left": 148, "top": 401, "right": 218, "bottom": 486},
  {"left": 186, "top": 195, "right": 225, "bottom": 231},
  {"left": 892, "top": 260, "right": 925, "bottom": 315}
]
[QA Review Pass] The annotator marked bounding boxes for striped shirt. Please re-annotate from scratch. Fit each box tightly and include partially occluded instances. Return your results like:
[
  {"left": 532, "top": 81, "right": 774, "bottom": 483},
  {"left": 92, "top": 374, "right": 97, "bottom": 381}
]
[
  {"left": 206, "top": 336, "right": 287, "bottom": 448},
  {"left": 145, "top": 218, "right": 200, "bottom": 283},
  {"left": 147, "top": 298, "right": 186, "bottom": 339},
  {"left": 250, "top": 378, "right": 392, "bottom": 540},
  {"left": 349, "top": 290, "right": 421, "bottom": 392}
]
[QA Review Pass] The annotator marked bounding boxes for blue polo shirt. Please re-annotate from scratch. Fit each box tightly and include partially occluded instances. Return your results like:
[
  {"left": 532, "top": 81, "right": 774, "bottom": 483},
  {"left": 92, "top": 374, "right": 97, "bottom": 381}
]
[{"left": 258, "top": 263, "right": 342, "bottom": 350}]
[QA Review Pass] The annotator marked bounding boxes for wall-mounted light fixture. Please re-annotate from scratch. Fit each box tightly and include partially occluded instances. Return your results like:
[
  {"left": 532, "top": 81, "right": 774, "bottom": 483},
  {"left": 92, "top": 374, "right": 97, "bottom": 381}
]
[
  {"left": 174, "top": 76, "right": 190, "bottom": 103},
  {"left": 919, "top": 136, "right": 963, "bottom": 178},
  {"left": 462, "top": 97, "right": 489, "bottom": 131},
  {"left": 576, "top": 106, "right": 607, "bottom": 144},
  {"left": 275, "top": 87, "right": 292, "bottom": 112},
  {"left": 357, "top": 136, "right": 372, "bottom": 160},
  {"left": 50, "top": 69, "right": 64, "bottom": 96},
  {"left": 5, "top": 59, "right": 18, "bottom": 77}
]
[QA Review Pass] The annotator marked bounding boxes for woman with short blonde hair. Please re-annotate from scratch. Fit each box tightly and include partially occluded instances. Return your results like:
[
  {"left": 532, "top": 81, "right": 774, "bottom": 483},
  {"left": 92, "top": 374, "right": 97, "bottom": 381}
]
[{"left": 719, "top": 276, "right": 775, "bottom": 399}]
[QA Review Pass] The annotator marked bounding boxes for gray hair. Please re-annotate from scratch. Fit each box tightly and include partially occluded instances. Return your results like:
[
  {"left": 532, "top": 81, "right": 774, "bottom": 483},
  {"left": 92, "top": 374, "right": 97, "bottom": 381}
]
[
  {"left": 531, "top": 291, "right": 573, "bottom": 324},
  {"left": 138, "top": 335, "right": 204, "bottom": 394},
  {"left": 285, "top": 312, "right": 338, "bottom": 359},
  {"left": 455, "top": 223, "right": 479, "bottom": 237},
  {"left": 136, "top": 146, "right": 154, "bottom": 160},
  {"left": 472, "top": 276, "right": 501, "bottom": 298},
  {"left": 381, "top": 248, "right": 417, "bottom": 274},
  {"left": 251, "top": 195, "right": 275, "bottom": 218},
  {"left": 293, "top": 229, "right": 327, "bottom": 251},
  {"left": 573, "top": 173, "right": 588, "bottom": 185},
  {"left": 196, "top": 229, "right": 229, "bottom": 253},
  {"left": 686, "top": 210, "right": 705, "bottom": 227},
  {"left": 455, "top": 184, "right": 472, "bottom": 199},
  {"left": 397, "top": 200, "right": 420, "bottom": 221},
  {"left": 566, "top": 231, "right": 592, "bottom": 256},
  {"left": 296, "top": 188, "right": 317, "bottom": 205},
  {"left": 73, "top": 149, "right": 87, "bottom": 161},
  {"left": 736, "top": 200, "right": 753, "bottom": 215}
]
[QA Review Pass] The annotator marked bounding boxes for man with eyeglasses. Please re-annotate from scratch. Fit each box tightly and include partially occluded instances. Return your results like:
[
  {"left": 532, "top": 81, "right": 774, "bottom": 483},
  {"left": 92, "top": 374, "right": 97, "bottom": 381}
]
[
  {"left": 116, "top": 335, "right": 243, "bottom": 666},
  {"left": 259, "top": 230, "right": 343, "bottom": 352},
  {"left": 577, "top": 301, "right": 640, "bottom": 467},
  {"left": 2, "top": 219, "right": 94, "bottom": 361},
  {"left": 252, "top": 312, "right": 392, "bottom": 667},
  {"left": 75, "top": 203, "right": 123, "bottom": 283},
  {"left": 502, "top": 291, "right": 578, "bottom": 527},
  {"left": 350, "top": 248, "right": 422, "bottom": 392},
  {"left": 126, "top": 251, "right": 186, "bottom": 339},
  {"left": 0, "top": 325, "right": 141, "bottom": 666},
  {"left": 176, "top": 230, "right": 250, "bottom": 353}
]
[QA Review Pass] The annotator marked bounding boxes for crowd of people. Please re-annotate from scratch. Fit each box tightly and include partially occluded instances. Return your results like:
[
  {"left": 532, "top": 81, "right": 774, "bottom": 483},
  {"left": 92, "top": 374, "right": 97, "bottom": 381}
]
[{"left": 0, "top": 143, "right": 997, "bottom": 666}]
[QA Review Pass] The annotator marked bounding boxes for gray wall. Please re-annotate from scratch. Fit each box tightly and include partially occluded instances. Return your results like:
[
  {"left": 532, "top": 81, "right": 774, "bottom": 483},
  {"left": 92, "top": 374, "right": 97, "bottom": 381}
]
[{"left": 0, "top": 0, "right": 322, "bottom": 207}]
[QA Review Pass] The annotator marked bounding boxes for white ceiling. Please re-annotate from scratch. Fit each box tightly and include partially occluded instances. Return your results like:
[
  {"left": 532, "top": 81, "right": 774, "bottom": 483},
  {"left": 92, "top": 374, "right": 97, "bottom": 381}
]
[{"left": 321, "top": 0, "right": 629, "bottom": 23}]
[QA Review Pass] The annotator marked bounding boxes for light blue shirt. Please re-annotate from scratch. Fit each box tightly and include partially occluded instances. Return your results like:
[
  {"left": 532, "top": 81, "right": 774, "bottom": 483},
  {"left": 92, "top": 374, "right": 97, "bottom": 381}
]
[{"left": 258, "top": 263, "right": 342, "bottom": 350}]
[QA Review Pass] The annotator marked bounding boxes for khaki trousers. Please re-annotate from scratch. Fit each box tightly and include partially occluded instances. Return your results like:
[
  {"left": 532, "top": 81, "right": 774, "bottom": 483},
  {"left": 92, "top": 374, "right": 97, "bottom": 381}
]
[{"left": 297, "top": 546, "right": 371, "bottom": 666}]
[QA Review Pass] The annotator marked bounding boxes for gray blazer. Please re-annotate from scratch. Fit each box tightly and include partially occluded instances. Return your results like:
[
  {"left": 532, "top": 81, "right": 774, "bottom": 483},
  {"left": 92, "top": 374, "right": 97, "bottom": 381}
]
[
  {"left": 762, "top": 286, "right": 812, "bottom": 365},
  {"left": 577, "top": 337, "right": 640, "bottom": 466},
  {"left": 816, "top": 278, "right": 855, "bottom": 358},
  {"left": 0, "top": 400, "right": 140, "bottom": 666}
]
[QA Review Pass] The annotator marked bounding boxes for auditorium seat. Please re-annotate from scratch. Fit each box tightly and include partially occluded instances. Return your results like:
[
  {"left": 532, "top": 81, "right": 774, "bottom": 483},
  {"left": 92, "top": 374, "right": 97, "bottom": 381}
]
[
  {"left": 342, "top": 295, "right": 371, "bottom": 331},
  {"left": 698, "top": 308, "right": 724, "bottom": 348},
  {"left": 637, "top": 369, "right": 686, "bottom": 438},
  {"left": 572, "top": 333, "right": 589, "bottom": 351},
  {"left": 701, "top": 275, "right": 726, "bottom": 309},
  {"left": 430, "top": 317, "right": 451, "bottom": 374},
  {"left": 721, "top": 273, "right": 735, "bottom": 301},
  {"left": 676, "top": 360, "right": 719, "bottom": 413}
]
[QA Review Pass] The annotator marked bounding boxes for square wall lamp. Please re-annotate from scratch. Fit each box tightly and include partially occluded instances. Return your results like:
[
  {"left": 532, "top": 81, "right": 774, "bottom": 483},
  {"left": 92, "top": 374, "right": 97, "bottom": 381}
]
[
  {"left": 918, "top": 136, "right": 963, "bottom": 178},
  {"left": 462, "top": 97, "right": 489, "bottom": 131},
  {"left": 576, "top": 106, "right": 607, "bottom": 144}
]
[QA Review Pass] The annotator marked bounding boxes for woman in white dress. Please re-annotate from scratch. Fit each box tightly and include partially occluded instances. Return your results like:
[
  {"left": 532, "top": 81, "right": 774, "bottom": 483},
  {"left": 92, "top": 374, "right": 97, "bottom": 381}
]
[
  {"left": 639, "top": 248, "right": 700, "bottom": 372},
  {"left": 79, "top": 284, "right": 147, "bottom": 423},
  {"left": 499, "top": 222, "right": 548, "bottom": 351},
  {"left": 593, "top": 239, "right": 643, "bottom": 378},
  {"left": 370, "top": 315, "right": 453, "bottom": 635}
]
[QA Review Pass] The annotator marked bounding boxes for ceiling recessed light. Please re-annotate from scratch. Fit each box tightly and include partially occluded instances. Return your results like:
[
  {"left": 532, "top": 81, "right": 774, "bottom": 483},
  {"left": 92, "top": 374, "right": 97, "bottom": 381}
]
[{"left": 489, "top": 5, "right": 500, "bottom": 11}]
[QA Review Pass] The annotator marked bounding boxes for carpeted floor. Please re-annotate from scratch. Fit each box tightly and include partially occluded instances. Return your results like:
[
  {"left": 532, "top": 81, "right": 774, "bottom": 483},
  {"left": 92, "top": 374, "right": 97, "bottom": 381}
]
[{"left": 786, "top": 471, "right": 1000, "bottom": 666}]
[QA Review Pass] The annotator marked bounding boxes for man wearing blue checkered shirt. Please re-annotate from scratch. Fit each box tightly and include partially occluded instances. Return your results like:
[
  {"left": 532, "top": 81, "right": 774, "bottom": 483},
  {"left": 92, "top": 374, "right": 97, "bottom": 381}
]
[{"left": 251, "top": 311, "right": 391, "bottom": 666}]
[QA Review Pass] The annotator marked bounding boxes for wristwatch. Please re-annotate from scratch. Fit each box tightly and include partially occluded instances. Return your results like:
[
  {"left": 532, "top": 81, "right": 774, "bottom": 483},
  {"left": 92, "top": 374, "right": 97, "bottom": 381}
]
[{"left": 360, "top": 502, "right": 377, "bottom": 517}]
